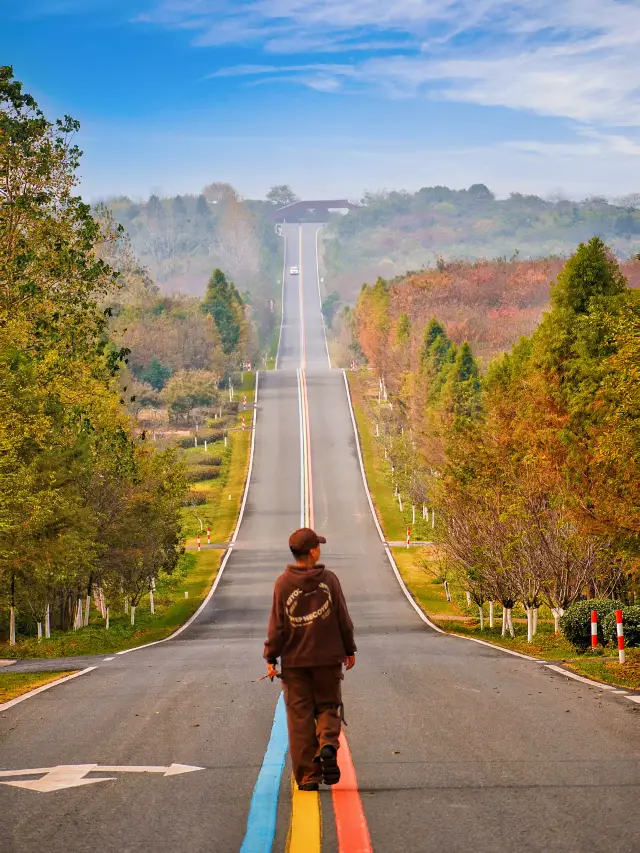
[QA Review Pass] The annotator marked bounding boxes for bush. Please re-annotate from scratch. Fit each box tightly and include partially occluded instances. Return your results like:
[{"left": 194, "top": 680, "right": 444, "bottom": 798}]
[
  {"left": 183, "top": 490, "right": 207, "bottom": 506},
  {"left": 186, "top": 466, "right": 221, "bottom": 482},
  {"left": 603, "top": 606, "right": 640, "bottom": 648},
  {"left": 560, "top": 599, "right": 623, "bottom": 649},
  {"left": 177, "top": 431, "right": 223, "bottom": 449}
]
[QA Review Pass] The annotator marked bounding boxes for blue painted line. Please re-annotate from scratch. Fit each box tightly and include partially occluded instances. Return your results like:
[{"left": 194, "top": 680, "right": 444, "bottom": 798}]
[{"left": 240, "top": 691, "right": 288, "bottom": 853}]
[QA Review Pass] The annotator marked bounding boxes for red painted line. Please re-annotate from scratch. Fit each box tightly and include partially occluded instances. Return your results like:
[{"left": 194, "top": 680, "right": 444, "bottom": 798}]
[{"left": 332, "top": 732, "right": 373, "bottom": 853}]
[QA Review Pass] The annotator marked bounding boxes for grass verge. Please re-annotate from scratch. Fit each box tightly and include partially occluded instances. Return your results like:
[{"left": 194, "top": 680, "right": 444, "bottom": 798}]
[
  {"left": 0, "top": 671, "right": 78, "bottom": 703},
  {"left": 565, "top": 650, "right": 640, "bottom": 690},
  {"left": 348, "top": 373, "right": 640, "bottom": 687},
  {"left": 0, "top": 549, "right": 223, "bottom": 659}
]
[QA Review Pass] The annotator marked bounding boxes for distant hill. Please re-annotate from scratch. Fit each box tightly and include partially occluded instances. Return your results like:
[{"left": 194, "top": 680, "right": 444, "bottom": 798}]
[{"left": 321, "top": 185, "right": 640, "bottom": 304}]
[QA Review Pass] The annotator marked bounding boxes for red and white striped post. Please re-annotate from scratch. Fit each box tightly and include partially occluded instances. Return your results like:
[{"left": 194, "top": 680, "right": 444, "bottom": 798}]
[
  {"left": 207, "top": 527, "right": 211, "bottom": 545},
  {"left": 243, "top": 395, "right": 247, "bottom": 409},
  {"left": 591, "top": 610, "right": 598, "bottom": 648},
  {"left": 197, "top": 533, "right": 201, "bottom": 552},
  {"left": 616, "top": 609, "right": 625, "bottom": 664},
  {"left": 242, "top": 416, "right": 246, "bottom": 430},
  {"left": 406, "top": 526, "right": 411, "bottom": 549}
]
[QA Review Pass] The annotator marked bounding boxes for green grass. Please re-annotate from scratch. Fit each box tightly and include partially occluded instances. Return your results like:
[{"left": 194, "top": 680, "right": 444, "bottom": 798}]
[
  {"left": 0, "top": 671, "right": 78, "bottom": 702},
  {"left": 0, "top": 550, "right": 223, "bottom": 659},
  {"left": 566, "top": 650, "right": 640, "bottom": 690},
  {"left": 183, "top": 374, "right": 255, "bottom": 546},
  {"left": 391, "top": 547, "right": 463, "bottom": 619}
]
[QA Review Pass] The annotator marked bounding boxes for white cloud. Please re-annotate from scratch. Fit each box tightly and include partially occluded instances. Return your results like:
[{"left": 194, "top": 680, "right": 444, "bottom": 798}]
[{"left": 140, "top": 0, "right": 640, "bottom": 125}]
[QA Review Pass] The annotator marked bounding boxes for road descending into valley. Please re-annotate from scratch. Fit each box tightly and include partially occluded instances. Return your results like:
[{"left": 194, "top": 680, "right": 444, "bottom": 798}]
[{"left": 1, "top": 223, "right": 639, "bottom": 853}]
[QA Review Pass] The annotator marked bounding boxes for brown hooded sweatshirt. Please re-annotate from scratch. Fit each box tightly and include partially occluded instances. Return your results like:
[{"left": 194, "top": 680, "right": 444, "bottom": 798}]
[{"left": 264, "top": 564, "right": 356, "bottom": 667}]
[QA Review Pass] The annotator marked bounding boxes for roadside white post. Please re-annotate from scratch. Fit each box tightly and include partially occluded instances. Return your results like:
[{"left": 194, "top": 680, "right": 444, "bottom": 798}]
[
  {"left": 45, "top": 603, "right": 51, "bottom": 639},
  {"left": 130, "top": 605, "right": 136, "bottom": 626},
  {"left": 37, "top": 622, "right": 42, "bottom": 640},
  {"left": 431, "top": 508, "right": 435, "bottom": 529},
  {"left": 106, "top": 607, "right": 110, "bottom": 630},
  {"left": 412, "top": 505, "right": 416, "bottom": 524},
  {"left": 194, "top": 436, "right": 198, "bottom": 447},
  {"left": 466, "top": 591, "right": 471, "bottom": 608},
  {"left": 224, "top": 434, "right": 227, "bottom": 448},
  {"left": 489, "top": 601, "right": 494, "bottom": 628},
  {"left": 184, "top": 591, "right": 189, "bottom": 599},
  {"left": 149, "top": 589, "right": 155, "bottom": 615},
  {"left": 204, "top": 440, "right": 208, "bottom": 452}
]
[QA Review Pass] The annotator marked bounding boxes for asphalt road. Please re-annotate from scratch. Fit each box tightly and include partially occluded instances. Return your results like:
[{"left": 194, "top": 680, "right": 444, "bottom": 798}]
[{"left": 1, "top": 223, "right": 639, "bottom": 852}]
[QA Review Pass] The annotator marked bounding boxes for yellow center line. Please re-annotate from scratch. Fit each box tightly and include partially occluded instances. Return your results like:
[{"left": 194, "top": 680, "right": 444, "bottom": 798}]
[{"left": 287, "top": 773, "right": 322, "bottom": 853}]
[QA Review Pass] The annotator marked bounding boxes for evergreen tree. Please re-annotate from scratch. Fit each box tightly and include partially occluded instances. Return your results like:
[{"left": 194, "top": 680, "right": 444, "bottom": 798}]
[
  {"left": 196, "top": 194, "right": 210, "bottom": 217},
  {"left": 140, "top": 358, "right": 173, "bottom": 391},
  {"left": 201, "top": 268, "right": 244, "bottom": 355},
  {"left": 172, "top": 195, "right": 187, "bottom": 218},
  {"left": 147, "top": 194, "right": 164, "bottom": 220}
]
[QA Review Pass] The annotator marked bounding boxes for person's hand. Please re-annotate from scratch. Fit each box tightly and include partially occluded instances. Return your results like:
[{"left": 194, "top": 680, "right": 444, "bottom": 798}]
[
  {"left": 267, "top": 662, "right": 279, "bottom": 681},
  {"left": 345, "top": 655, "right": 356, "bottom": 671}
]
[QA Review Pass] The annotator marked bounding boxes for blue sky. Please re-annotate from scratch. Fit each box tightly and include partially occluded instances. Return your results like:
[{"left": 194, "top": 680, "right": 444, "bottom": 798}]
[{"left": 3, "top": 0, "right": 640, "bottom": 201}]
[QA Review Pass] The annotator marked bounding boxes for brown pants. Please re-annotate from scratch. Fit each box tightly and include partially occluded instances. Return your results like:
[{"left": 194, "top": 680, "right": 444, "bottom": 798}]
[{"left": 281, "top": 665, "right": 343, "bottom": 786}]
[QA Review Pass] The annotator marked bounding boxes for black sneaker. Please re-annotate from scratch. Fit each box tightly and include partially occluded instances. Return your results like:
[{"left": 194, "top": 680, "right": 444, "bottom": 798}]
[
  {"left": 319, "top": 745, "right": 340, "bottom": 786},
  {"left": 298, "top": 782, "right": 320, "bottom": 791}
]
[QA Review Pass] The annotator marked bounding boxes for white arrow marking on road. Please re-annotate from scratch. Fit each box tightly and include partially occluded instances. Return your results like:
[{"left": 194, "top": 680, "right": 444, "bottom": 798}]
[{"left": 0, "top": 763, "right": 204, "bottom": 792}]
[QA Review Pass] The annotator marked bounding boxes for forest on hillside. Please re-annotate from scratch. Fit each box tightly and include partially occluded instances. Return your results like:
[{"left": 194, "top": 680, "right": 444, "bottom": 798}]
[
  {"left": 321, "top": 185, "right": 640, "bottom": 303},
  {"left": 106, "top": 186, "right": 282, "bottom": 299}
]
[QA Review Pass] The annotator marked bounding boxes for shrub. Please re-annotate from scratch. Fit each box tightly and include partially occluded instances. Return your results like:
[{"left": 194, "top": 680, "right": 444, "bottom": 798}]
[
  {"left": 183, "top": 490, "right": 207, "bottom": 506},
  {"left": 603, "top": 606, "right": 640, "bottom": 648},
  {"left": 560, "top": 599, "right": 623, "bottom": 649},
  {"left": 178, "top": 431, "right": 223, "bottom": 449},
  {"left": 186, "top": 466, "right": 221, "bottom": 482}
]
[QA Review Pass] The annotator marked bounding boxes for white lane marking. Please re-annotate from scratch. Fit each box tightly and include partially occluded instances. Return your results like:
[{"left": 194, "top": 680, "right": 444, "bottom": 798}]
[
  {"left": 117, "top": 371, "right": 261, "bottom": 655},
  {"left": 275, "top": 232, "right": 287, "bottom": 370},
  {"left": 0, "top": 667, "right": 97, "bottom": 713},
  {"left": 544, "top": 664, "right": 616, "bottom": 690},
  {"left": 314, "top": 225, "right": 331, "bottom": 369},
  {"left": 341, "top": 370, "right": 546, "bottom": 664},
  {"left": 103, "top": 657, "right": 114, "bottom": 662},
  {"left": 297, "top": 368, "right": 306, "bottom": 528},
  {"left": 298, "top": 225, "right": 306, "bottom": 369},
  {"left": 610, "top": 690, "right": 628, "bottom": 694},
  {"left": 0, "top": 763, "right": 203, "bottom": 792},
  {"left": 626, "top": 696, "right": 640, "bottom": 704}
]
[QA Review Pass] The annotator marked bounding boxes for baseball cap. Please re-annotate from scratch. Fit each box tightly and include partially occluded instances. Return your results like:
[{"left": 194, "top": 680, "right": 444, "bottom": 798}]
[{"left": 289, "top": 528, "right": 327, "bottom": 554}]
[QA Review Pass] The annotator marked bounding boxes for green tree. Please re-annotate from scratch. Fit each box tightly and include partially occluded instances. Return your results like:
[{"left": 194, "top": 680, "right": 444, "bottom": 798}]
[
  {"left": 140, "top": 357, "right": 173, "bottom": 390},
  {"left": 266, "top": 185, "right": 299, "bottom": 206},
  {"left": 201, "top": 268, "right": 244, "bottom": 355}
]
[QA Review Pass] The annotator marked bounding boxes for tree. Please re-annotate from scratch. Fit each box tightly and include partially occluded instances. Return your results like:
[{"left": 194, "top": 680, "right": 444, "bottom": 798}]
[
  {"left": 266, "top": 185, "right": 300, "bottom": 207},
  {"left": 161, "top": 370, "right": 220, "bottom": 423},
  {"left": 172, "top": 195, "right": 187, "bottom": 218},
  {"left": 140, "top": 358, "right": 173, "bottom": 391},
  {"left": 202, "top": 182, "right": 238, "bottom": 203},
  {"left": 201, "top": 268, "right": 245, "bottom": 355}
]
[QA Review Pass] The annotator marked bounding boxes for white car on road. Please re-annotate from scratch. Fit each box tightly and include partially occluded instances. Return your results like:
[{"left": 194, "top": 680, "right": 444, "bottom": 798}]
[{"left": 289, "top": 265, "right": 299, "bottom": 275}]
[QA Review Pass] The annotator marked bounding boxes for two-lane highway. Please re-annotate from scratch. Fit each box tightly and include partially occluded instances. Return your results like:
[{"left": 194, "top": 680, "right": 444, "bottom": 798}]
[{"left": 1, "top": 223, "right": 639, "bottom": 853}]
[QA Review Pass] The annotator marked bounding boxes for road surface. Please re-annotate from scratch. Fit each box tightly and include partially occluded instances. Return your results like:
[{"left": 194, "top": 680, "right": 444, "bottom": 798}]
[{"left": 1, "top": 223, "right": 639, "bottom": 852}]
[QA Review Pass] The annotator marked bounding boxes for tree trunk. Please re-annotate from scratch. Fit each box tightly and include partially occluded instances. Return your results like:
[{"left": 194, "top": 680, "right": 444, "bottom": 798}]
[
  {"left": 533, "top": 607, "right": 539, "bottom": 636},
  {"left": 9, "top": 574, "right": 16, "bottom": 645},
  {"left": 130, "top": 605, "right": 136, "bottom": 626},
  {"left": 45, "top": 603, "right": 50, "bottom": 639},
  {"left": 489, "top": 601, "right": 494, "bottom": 628},
  {"left": 478, "top": 606, "right": 484, "bottom": 631},
  {"left": 526, "top": 607, "right": 533, "bottom": 643}
]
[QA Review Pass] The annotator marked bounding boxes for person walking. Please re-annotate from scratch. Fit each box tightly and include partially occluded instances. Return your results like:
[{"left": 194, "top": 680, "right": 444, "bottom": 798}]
[{"left": 264, "top": 528, "right": 356, "bottom": 791}]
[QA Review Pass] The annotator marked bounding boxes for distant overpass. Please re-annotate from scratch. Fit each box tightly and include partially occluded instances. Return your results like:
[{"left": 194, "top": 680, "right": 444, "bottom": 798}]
[{"left": 268, "top": 199, "right": 360, "bottom": 222}]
